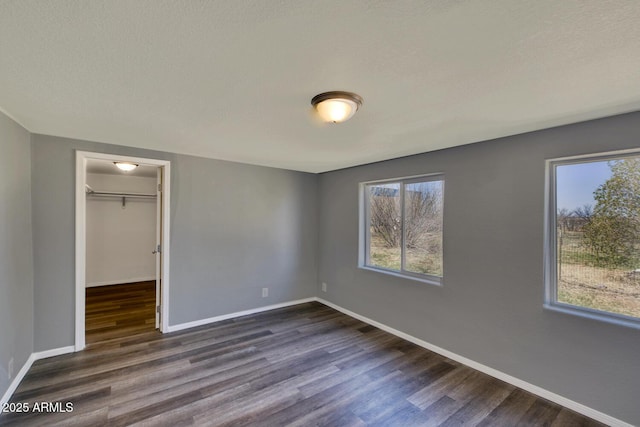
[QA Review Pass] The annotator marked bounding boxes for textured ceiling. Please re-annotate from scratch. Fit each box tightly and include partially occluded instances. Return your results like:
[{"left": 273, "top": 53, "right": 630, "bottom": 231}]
[{"left": 1, "top": 1, "right": 640, "bottom": 173}]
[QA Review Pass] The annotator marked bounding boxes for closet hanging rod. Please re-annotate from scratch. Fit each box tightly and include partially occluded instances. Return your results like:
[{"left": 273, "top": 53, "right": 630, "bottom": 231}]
[{"left": 86, "top": 189, "right": 157, "bottom": 199}]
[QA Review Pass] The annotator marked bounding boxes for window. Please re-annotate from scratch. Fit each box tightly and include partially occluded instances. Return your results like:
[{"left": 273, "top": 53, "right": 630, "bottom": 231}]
[
  {"left": 546, "top": 150, "right": 640, "bottom": 327},
  {"left": 361, "top": 174, "right": 444, "bottom": 284}
]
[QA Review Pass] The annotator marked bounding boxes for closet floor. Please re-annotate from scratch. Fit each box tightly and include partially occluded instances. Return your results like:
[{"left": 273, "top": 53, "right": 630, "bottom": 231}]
[{"left": 85, "top": 281, "right": 156, "bottom": 345}]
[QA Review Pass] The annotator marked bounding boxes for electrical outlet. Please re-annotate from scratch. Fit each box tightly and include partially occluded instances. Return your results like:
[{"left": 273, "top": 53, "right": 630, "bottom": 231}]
[
  {"left": 262, "top": 287, "right": 268, "bottom": 298},
  {"left": 8, "top": 357, "right": 14, "bottom": 380},
  {"left": 322, "top": 282, "right": 327, "bottom": 292}
]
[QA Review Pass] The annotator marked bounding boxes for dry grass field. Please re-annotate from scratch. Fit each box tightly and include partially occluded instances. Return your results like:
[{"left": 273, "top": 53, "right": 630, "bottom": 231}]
[
  {"left": 558, "top": 231, "right": 640, "bottom": 318},
  {"left": 558, "top": 265, "right": 640, "bottom": 318},
  {"left": 369, "top": 234, "right": 442, "bottom": 277}
]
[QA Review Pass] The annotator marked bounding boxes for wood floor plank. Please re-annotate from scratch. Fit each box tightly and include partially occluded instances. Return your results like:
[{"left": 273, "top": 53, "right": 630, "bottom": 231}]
[
  {"left": 0, "top": 301, "right": 606, "bottom": 426},
  {"left": 476, "top": 388, "right": 538, "bottom": 427},
  {"left": 516, "top": 399, "right": 563, "bottom": 426},
  {"left": 439, "top": 377, "right": 513, "bottom": 426},
  {"left": 552, "top": 407, "right": 606, "bottom": 427}
]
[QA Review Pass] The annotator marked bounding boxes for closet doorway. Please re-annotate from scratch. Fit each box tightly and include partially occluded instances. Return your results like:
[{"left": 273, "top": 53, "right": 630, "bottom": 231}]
[{"left": 75, "top": 152, "right": 171, "bottom": 351}]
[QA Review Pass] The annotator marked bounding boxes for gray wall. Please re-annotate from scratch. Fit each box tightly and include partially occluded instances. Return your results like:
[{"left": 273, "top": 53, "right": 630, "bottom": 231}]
[
  {"left": 318, "top": 111, "right": 640, "bottom": 425},
  {"left": 31, "top": 134, "right": 318, "bottom": 350},
  {"left": 0, "top": 112, "right": 34, "bottom": 398}
]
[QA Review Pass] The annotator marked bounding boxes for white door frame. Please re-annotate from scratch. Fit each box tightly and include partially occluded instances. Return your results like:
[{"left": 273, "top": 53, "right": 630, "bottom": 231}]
[{"left": 74, "top": 151, "right": 171, "bottom": 351}]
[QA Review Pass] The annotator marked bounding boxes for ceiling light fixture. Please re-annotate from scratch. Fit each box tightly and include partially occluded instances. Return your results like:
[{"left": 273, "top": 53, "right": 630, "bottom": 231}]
[
  {"left": 114, "top": 162, "right": 138, "bottom": 172},
  {"left": 311, "top": 91, "right": 363, "bottom": 123}
]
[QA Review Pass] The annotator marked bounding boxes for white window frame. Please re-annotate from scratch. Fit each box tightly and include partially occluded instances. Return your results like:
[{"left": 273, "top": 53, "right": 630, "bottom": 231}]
[
  {"left": 544, "top": 148, "right": 640, "bottom": 329},
  {"left": 359, "top": 173, "right": 444, "bottom": 286}
]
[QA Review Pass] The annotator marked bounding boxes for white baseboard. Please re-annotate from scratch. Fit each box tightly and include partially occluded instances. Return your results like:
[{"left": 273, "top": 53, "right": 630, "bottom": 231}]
[
  {"left": 315, "top": 298, "right": 632, "bottom": 427},
  {"left": 0, "top": 346, "right": 74, "bottom": 408},
  {"left": 166, "top": 297, "right": 317, "bottom": 333},
  {"left": 33, "top": 346, "right": 75, "bottom": 360},
  {"left": 86, "top": 277, "right": 155, "bottom": 288}
]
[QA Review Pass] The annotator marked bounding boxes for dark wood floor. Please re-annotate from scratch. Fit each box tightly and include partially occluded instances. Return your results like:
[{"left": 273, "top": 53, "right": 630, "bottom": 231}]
[
  {"left": 85, "top": 281, "right": 156, "bottom": 345},
  {"left": 1, "top": 301, "right": 603, "bottom": 426}
]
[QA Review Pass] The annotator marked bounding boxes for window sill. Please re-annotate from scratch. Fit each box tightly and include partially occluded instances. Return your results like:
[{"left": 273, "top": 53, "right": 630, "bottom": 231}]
[
  {"left": 359, "top": 265, "right": 443, "bottom": 286},
  {"left": 544, "top": 303, "right": 640, "bottom": 330}
]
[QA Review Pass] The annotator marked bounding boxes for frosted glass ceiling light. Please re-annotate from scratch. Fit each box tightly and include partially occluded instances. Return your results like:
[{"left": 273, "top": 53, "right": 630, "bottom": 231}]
[
  {"left": 114, "top": 162, "right": 138, "bottom": 172},
  {"left": 311, "top": 91, "right": 363, "bottom": 123}
]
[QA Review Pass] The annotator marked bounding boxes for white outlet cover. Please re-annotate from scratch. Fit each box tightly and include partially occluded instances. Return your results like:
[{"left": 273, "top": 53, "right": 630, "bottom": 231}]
[{"left": 262, "top": 288, "right": 268, "bottom": 297}]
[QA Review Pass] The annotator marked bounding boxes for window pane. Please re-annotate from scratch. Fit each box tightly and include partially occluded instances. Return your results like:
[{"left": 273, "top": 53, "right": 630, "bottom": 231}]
[
  {"left": 404, "top": 180, "right": 443, "bottom": 276},
  {"left": 555, "top": 157, "right": 640, "bottom": 319},
  {"left": 368, "top": 183, "right": 401, "bottom": 271}
]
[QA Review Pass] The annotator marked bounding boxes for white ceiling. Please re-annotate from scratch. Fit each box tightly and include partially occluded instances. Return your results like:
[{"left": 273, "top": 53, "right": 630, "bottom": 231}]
[{"left": 1, "top": 1, "right": 640, "bottom": 173}]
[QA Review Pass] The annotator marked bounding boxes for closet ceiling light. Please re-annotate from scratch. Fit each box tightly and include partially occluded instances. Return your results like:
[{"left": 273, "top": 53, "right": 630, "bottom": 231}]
[
  {"left": 114, "top": 162, "right": 138, "bottom": 172},
  {"left": 311, "top": 91, "right": 363, "bottom": 123}
]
